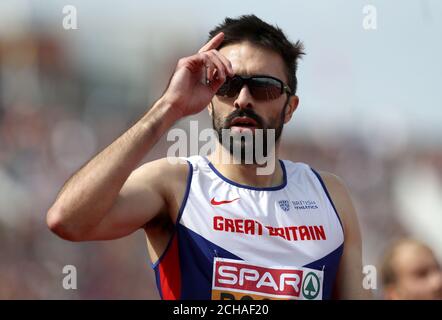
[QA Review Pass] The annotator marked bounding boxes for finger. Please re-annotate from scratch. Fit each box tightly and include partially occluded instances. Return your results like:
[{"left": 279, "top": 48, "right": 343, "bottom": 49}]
[
  {"left": 209, "top": 70, "right": 228, "bottom": 93},
  {"left": 202, "top": 57, "right": 215, "bottom": 85},
  {"left": 205, "top": 51, "right": 226, "bottom": 84},
  {"left": 204, "top": 58, "right": 215, "bottom": 84},
  {"left": 198, "top": 32, "right": 224, "bottom": 53},
  {"left": 212, "top": 50, "right": 234, "bottom": 77},
  {"left": 198, "top": 52, "right": 222, "bottom": 84}
]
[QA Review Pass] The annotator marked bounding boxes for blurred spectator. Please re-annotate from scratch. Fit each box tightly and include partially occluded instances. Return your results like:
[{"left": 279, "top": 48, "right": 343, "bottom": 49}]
[{"left": 380, "top": 238, "right": 442, "bottom": 300}]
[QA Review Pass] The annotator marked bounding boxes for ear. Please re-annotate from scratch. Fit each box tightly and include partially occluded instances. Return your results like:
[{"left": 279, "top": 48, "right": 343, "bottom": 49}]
[{"left": 283, "top": 95, "right": 299, "bottom": 124}]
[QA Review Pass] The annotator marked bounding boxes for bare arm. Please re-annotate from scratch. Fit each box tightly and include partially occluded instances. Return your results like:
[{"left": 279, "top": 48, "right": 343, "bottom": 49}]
[
  {"left": 46, "top": 101, "right": 181, "bottom": 241},
  {"left": 47, "top": 32, "right": 234, "bottom": 241},
  {"left": 320, "top": 172, "right": 372, "bottom": 299}
]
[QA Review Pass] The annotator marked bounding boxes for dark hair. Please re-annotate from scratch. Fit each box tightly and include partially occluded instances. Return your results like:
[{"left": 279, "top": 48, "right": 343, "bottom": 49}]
[{"left": 208, "top": 14, "right": 305, "bottom": 94}]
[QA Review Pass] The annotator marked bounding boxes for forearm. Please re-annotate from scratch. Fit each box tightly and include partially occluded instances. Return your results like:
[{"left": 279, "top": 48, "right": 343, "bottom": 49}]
[{"left": 47, "top": 97, "right": 180, "bottom": 237}]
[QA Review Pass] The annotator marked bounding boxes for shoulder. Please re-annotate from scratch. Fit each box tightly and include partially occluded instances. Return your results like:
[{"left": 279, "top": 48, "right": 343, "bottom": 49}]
[
  {"left": 133, "top": 157, "right": 191, "bottom": 193},
  {"left": 136, "top": 156, "right": 190, "bottom": 175},
  {"left": 315, "top": 171, "right": 359, "bottom": 237},
  {"left": 316, "top": 171, "right": 348, "bottom": 197},
  {"left": 317, "top": 171, "right": 368, "bottom": 299},
  {"left": 137, "top": 157, "right": 192, "bottom": 222}
]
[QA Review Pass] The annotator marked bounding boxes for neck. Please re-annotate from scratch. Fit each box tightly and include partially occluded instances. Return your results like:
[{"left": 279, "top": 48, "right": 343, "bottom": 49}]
[{"left": 207, "top": 144, "right": 282, "bottom": 188}]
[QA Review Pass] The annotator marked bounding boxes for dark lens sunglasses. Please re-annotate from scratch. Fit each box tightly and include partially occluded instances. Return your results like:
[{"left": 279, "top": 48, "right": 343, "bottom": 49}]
[{"left": 216, "top": 75, "right": 292, "bottom": 101}]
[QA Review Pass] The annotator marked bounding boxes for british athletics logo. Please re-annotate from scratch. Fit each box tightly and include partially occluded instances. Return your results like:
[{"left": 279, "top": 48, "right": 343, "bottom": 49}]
[
  {"left": 278, "top": 200, "right": 290, "bottom": 212},
  {"left": 211, "top": 258, "right": 323, "bottom": 300}
]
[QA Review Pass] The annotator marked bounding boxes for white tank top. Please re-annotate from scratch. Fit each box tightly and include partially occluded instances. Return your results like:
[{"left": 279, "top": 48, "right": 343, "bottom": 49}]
[{"left": 152, "top": 155, "right": 344, "bottom": 300}]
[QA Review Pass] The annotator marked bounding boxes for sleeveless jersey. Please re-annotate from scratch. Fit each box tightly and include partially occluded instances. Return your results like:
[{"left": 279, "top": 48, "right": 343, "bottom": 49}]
[{"left": 152, "top": 155, "right": 344, "bottom": 300}]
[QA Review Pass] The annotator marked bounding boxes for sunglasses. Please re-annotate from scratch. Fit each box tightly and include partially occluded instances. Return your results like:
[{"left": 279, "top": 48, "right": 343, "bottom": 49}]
[{"left": 216, "top": 75, "right": 292, "bottom": 101}]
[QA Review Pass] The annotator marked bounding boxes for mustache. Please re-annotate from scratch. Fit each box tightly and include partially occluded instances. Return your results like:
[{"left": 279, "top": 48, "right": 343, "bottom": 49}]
[{"left": 223, "top": 109, "right": 264, "bottom": 129}]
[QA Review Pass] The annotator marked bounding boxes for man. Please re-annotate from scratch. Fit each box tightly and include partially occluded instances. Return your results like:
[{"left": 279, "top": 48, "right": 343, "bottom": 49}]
[
  {"left": 47, "top": 15, "right": 368, "bottom": 299},
  {"left": 381, "top": 238, "right": 442, "bottom": 300}
]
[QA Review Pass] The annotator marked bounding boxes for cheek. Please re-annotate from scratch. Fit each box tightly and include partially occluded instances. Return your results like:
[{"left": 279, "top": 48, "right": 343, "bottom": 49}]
[
  {"left": 212, "top": 98, "right": 233, "bottom": 114},
  {"left": 402, "top": 275, "right": 429, "bottom": 293},
  {"left": 211, "top": 107, "right": 229, "bottom": 127},
  {"left": 260, "top": 104, "right": 286, "bottom": 127}
]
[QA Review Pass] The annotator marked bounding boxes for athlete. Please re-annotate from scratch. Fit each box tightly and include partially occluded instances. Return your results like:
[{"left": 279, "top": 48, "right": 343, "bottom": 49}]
[
  {"left": 47, "top": 15, "right": 369, "bottom": 300},
  {"left": 381, "top": 238, "right": 442, "bottom": 300}
]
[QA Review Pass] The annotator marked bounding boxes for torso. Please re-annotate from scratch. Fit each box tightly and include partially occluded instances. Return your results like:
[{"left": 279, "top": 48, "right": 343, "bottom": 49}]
[{"left": 145, "top": 155, "right": 345, "bottom": 300}]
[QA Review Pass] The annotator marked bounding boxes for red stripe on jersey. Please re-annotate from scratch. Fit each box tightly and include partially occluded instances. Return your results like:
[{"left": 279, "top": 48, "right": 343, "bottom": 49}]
[{"left": 158, "top": 235, "right": 181, "bottom": 300}]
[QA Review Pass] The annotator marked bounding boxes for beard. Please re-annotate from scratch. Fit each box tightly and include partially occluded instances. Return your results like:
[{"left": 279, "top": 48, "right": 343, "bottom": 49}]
[{"left": 211, "top": 103, "right": 286, "bottom": 164}]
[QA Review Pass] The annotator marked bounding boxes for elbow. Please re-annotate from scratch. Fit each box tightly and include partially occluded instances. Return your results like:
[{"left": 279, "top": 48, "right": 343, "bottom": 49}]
[{"left": 46, "top": 205, "right": 86, "bottom": 242}]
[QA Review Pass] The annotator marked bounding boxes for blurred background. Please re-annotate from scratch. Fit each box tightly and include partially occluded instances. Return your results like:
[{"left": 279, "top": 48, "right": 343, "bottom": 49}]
[{"left": 0, "top": 0, "right": 441, "bottom": 299}]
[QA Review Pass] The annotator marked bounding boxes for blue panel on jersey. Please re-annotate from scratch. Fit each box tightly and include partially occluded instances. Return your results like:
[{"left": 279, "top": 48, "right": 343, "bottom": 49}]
[
  {"left": 153, "top": 266, "right": 163, "bottom": 299},
  {"left": 303, "top": 243, "right": 344, "bottom": 299},
  {"left": 177, "top": 224, "right": 243, "bottom": 299}
]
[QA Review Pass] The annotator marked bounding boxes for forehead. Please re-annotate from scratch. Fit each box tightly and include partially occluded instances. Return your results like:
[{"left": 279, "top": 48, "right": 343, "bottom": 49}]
[
  {"left": 219, "top": 41, "right": 288, "bottom": 83},
  {"left": 394, "top": 244, "right": 439, "bottom": 275}
]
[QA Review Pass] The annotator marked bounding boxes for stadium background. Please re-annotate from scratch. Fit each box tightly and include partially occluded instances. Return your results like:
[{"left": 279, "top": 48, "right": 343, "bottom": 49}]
[{"left": 0, "top": 0, "right": 441, "bottom": 299}]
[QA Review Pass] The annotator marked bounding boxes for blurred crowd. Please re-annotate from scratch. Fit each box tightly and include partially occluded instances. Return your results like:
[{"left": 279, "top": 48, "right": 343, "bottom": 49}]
[{"left": 1, "top": 28, "right": 441, "bottom": 299}]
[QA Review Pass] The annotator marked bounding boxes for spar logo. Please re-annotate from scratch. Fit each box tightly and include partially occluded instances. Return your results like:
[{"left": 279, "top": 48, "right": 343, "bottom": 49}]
[
  {"left": 302, "top": 272, "right": 320, "bottom": 299},
  {"left": 211, "top": 258, "right": 323, "bottom": 300}
]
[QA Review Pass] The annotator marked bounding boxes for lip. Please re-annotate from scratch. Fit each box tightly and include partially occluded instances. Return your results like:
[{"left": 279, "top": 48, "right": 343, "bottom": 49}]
[
  {"left": 230, "top": 116, "right": 258, "bottom": 127},
  {"left": 230, "top": 126, "right": 256, "bottom": 133}
]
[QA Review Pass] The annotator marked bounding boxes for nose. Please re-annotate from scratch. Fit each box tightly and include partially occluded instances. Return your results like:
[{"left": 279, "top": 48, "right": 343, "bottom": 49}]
[{"left": 233, "top": 84, "right": 254, "bottom": 110}]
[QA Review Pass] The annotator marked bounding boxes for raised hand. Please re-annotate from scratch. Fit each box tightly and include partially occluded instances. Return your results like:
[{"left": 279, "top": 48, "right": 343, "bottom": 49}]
[{"left": 162, "top": 32, "right": 234, "bottom": 117}]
